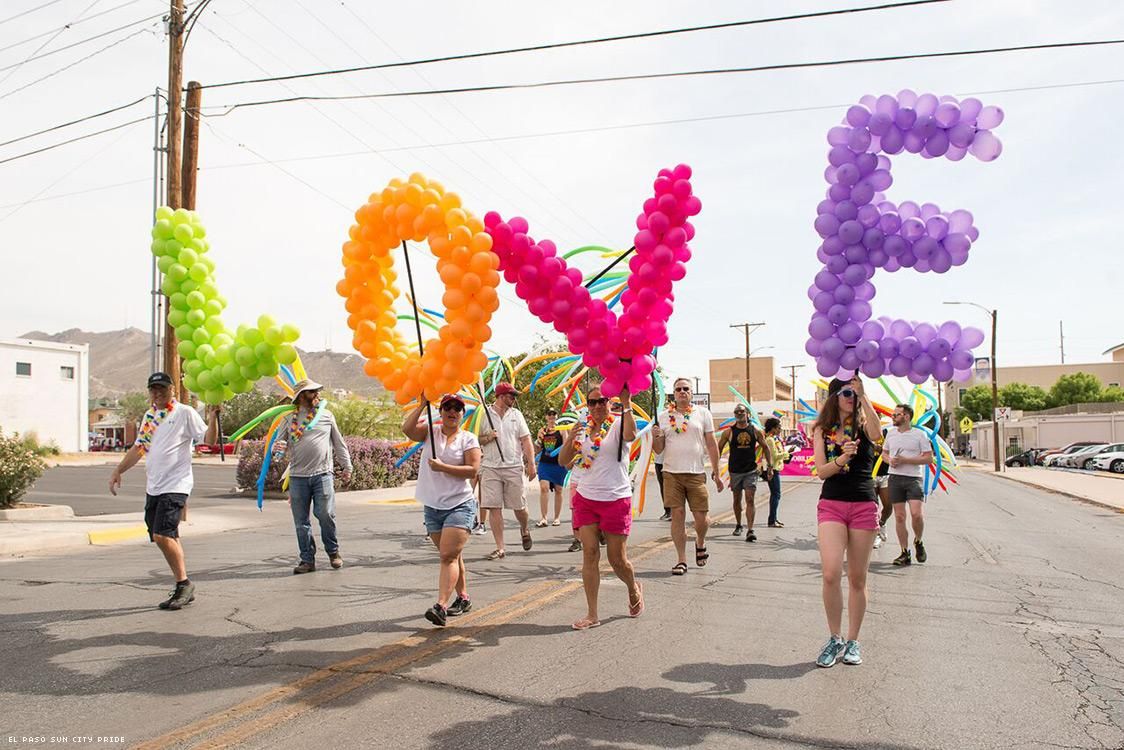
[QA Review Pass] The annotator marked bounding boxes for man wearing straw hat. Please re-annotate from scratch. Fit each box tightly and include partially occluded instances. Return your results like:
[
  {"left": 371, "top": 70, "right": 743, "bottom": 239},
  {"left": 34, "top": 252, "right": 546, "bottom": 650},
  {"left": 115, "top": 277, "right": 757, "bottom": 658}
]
[
  {"left": 273, "top": 378, "right": 352, "bottom": 574},
  {"left": 478, "top": 382, "right": 537, "bottom": 559}
]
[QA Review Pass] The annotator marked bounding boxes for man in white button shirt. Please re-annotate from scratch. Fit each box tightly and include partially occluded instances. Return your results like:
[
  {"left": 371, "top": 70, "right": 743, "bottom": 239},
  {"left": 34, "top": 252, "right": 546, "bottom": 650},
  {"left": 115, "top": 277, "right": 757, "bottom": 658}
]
[
  {"left": 884, "top": 403, "right": 934, "bottom": 567},
  {"left": 478, "top": 382, "right": 537, "bottom": 559},
  {"left": 108, "top": 372, "right": 218, "bottom": 611}
]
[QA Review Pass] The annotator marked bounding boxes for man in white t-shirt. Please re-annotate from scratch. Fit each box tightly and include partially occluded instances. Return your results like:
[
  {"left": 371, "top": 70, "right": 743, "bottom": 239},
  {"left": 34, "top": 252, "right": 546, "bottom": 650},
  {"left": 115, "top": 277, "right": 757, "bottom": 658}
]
[
  {"left": 478, "top": 382, "right": 537, "bottom": 559},
  {"left": 653, "top": 378, "right": 723, "bottom": 575},
  {"left": 108, "top": 372, "right": 218, "bottom": 611},
  {"left": 884, "top": 403, "right": 934, "bottom": 567}
]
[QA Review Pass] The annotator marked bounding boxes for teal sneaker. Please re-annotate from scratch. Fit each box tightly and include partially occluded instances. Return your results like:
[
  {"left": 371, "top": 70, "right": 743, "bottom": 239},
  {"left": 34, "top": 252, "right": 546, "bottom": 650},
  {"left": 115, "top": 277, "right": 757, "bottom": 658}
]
[
  {"left": 816, "top": 635, "right": 845, "bottom": 668},
  {"left": 842, "top": 640, "right": 862, "bottom": 665}
]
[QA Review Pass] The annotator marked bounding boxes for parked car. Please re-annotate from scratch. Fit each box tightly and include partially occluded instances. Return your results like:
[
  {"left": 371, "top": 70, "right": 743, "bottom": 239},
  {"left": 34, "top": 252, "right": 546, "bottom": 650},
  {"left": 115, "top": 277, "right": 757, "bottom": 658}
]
[
  {"left": 1005, "top": 449, "right": 1042, "bottom": 467},
  {"left": 1056, "top": 443, "right": 1108, "bottom": 469},
  {"left": 1040, "top": 442, "right": 1103, "bottom": 466},
  {"left": 1092, "top": 450, "right": 1124, "bottom": 474},
  {"left": 196, "top": 438, "right": 235, "bottom": 455}
]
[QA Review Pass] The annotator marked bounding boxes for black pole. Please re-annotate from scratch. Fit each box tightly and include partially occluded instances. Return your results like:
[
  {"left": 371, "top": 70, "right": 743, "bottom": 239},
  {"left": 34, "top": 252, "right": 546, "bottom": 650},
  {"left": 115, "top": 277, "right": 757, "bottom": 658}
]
[
  {"left": 217, "top": 410, "right": 224, "bottom": 462},
  {"left": 401, "top": 240, "right": 437, "bottom": 459},
  {"left": 477, "top": 381, "right": 505, "bottom": 463},
  {"left": 583, "top": 246, "right": 635, "bottom": 289}
]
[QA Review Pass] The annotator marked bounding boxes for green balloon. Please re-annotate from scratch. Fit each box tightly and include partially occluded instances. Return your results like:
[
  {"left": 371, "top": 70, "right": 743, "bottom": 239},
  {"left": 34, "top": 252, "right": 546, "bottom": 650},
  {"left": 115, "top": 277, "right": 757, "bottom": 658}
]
[
  {"left": 164, "top": 239, "right": 183, "bottom": 257},
  {"left": 235, "top": 347, "right": 256, "bottom": 367},
  {"left": 253, "top": 342, "right": 272, "bottom": 360},
  {"left": 173, "top": 223, "right": 195, "bottom": 245},
  {"left": 281, "top": 323, "right": 300, "bottom": 342},
  {"left": 151, "top": 239, "right": 166, "bottom": 257},
  {"left": 257, "top": 360, "right": 279, "bottom": 378},
  {"left": 178, "top": 247, "right": 198, "bottom": 267},
  {"left": 203, "top": 299, "right": 223, "bottom": 317},
  {"left": 276, "top": 343, "right": 297, "bottom": 365},
  {"left": 167, "top": 309, "right": 188, "bottom": 328},
  {"left": 221, "top": 362, "right": 240, "bottom": 382},
  {"left": 183, "top": 373, "right": 198, "bottom": 392},
  {"left": 204, "top": 388, "right": 225, "bottom": 405},
  {"left": 154, "top": 219, "right": 174, "bottom": 240},
  {"left": 231, "top": 378, "right": 251, "bottom": 394},
  {"left": 186, "top": 291, "right": 206, "bottom": 309},
  {"left": 198, "top": 281, "right": 218, "bottom": 299},
  {"left": 179, "top": 279, "right": 198, "bottom": 294},
  {"left": 204, "top": 317, "right": 225, "bottom": 336},
  {"left": 188, "top": 264, "right": 207, "bottom": 283},
  {"left": 155, "top": 205, "right": 174, "bottom": 221},
  {"left": 184, "top": 359, "right": 205, "bottom": 377},
  {"left": 186, "top": 308, "right": 206, "bottom": 327},
  {"left": 211, "top": 333, "right": 233, "bottom": 349},
  {"left": 201, "top": 256, "right": 216, "bottom": 274},
  {"left": 197, "top": 370, "right": 215, "bottom": 391},
  {"left": 193, "top": 223, "right": 208, "bottom": 239},
  {"left": 167, "top": 263, "right": 188, "bottom": 283},
  {"left": 214, "top": 344, "right": 233, "bottom": 365},
  {"left": 196, "top": 343, "right": 215, "bottom": 363},
  {"left": 157, "top": 255, "right": 175, "bottom": 274},
  {"left": 172, "top": 207, "right": 193, "bottom": 225},
  {"left": 177, "top": 340, "right": 196, "bottom": 359},
  {"left": 243, "top": 328, "right": 263, "bottom": 347},
  {"left": 161, "top": 276, "right": 179, "bottom": 297},
  {"left": 192, "top": 327, "right": 211, "bottom": 346},
  {"left": 239, "top": 364, "right": 257, "bottom": 380},
  {"left": 175, "top": 324, "right": 194, "bottom": 341},
  {"left": 170, "top": 292, "right": 190, "bottom": 311},
  {"left": 263, "top": 327, "right": 283, "bottom": 347},
  {"left": 257, "top": 314, "right": 277, "bottom": 332}
]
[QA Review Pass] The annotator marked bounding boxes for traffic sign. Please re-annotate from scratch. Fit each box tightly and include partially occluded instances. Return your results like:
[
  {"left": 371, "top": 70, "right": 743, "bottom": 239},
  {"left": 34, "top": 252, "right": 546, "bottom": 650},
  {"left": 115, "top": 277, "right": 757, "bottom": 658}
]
[
  {"left": 959, "top": 416, "right": 974, "bottom": 434},
  {"left": 994, "top": 407, "right": 1012, "bottom": 421}
]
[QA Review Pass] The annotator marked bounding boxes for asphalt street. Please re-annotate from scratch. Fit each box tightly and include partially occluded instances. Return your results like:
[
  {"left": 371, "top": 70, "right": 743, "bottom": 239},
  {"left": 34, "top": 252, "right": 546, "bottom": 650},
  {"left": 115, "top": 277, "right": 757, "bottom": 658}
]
[
  {"left": 22, "top": 464, "right": 243, "bottom": 516},
  {"left": 1, "top": 470, "right": 1121, "bottom": 749}
]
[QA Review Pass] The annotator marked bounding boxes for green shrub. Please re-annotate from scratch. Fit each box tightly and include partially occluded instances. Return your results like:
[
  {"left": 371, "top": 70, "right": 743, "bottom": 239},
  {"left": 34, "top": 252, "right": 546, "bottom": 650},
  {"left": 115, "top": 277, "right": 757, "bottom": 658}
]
[{"left": 0, "top": 430, "right": 48, "bottom": 508}]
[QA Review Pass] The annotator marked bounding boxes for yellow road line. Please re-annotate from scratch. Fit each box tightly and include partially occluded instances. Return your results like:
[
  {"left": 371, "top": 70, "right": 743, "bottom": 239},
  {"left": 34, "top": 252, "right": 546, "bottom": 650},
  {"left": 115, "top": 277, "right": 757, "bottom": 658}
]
[
  {"left": 138, "top": 485, "right": 804, "bottom": 749},
  {"left": 366, "top": 498, "right": 419, "bottom": 505}
]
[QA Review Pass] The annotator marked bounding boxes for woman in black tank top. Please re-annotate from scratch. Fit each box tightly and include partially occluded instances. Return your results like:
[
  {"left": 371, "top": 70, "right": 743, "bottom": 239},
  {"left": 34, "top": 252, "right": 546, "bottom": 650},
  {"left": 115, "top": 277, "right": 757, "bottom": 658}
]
[{"left": 810, "top": 375, "right": 884, "bottom": 669}]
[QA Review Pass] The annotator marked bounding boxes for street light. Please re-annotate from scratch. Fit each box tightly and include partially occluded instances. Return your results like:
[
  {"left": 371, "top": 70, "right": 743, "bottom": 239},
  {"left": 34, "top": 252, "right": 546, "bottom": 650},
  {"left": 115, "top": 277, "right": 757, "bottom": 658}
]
[{"left": 944, "top": 301, "right": 1000, "bottom": 472}]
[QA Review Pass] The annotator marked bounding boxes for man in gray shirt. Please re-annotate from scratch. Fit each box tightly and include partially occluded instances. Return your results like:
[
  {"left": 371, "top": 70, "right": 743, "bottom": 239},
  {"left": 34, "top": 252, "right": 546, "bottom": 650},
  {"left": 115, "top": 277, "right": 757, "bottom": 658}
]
[{"left": 275, "top": 379, "right": 352, "bottom": 574}]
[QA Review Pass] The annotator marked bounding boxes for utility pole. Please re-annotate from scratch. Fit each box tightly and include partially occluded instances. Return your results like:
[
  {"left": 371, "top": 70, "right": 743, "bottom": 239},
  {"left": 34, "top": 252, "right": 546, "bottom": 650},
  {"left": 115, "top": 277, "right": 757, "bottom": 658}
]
[
  {"left": 730, "top": 322, "right": 765, "bottom": 402},
  {"left": 784, "top": 364, "right": 804, "bottom": 433},
  {"left": 181, "top": 81, "right": 201, "bottom": 210},
  {"left": 991, "top": 309, "right": 1000, "bottom": 472},
  {"left": 161, "top": 0, "right": 185, "bottom": 397},
  {"left": 1059, "top": 320, "right": 1065, "bottom": 364}
]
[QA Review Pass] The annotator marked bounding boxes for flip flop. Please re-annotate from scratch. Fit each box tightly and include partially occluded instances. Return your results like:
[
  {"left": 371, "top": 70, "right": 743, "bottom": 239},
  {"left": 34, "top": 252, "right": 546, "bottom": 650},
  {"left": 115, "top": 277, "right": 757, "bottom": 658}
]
[
  {"left": 551, "top": 519, "right": 561, "bottom": 526},
  {"left": 485, "top": 549, "right": 506, "bottom": 560},
  {"left": 535, "top": 519, "right": 548, "bottom": 528},
  {"left": 628, "top": 582, "right": 644, "bottom": 617},
  {"left": 572, "top": 617, "right": 601, "bottom": 630},
  {"left": 671, "top": 562, "right": 688, "bottom": 576},
  {"left": 695, "top": 545, "right": 709, "bottom": 567}
]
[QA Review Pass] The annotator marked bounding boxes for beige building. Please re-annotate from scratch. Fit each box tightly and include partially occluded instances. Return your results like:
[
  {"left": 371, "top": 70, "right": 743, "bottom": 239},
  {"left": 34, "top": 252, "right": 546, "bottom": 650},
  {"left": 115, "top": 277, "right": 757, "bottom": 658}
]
[
  {"left": 969, "top": 404, "right": 1124, "bottom": 462},
  {"left": 942, "top": 361, "right": 1124, "bottom": 414},
  {"left": 708, "top": 356, "right": 797, "bottom": 429}
]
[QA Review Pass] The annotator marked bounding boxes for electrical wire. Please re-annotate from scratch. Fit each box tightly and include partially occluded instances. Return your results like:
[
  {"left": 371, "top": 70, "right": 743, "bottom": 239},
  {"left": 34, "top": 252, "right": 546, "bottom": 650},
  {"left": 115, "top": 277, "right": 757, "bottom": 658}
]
[
  {"left": 0, "top": 0, "right": 68, "bottom": 27},
  {"left": 0, "top": 93, "right": 153, "bottom": 148},
  {"left": 202, "top": 38, "right": 1124, "bottom": 115},
  {"left": 0, "top": 0, "right": 102, "bottom": 87},
  {"left": 0, "top": 27, "right": 151, "bottom": 101},
  {"left": 200, "top": 0, "right": 952, "bottom": 90},
  {"left": 0, "top": 4, "right": 170, "bottom": 72},
  {"left": 0, "top": 115, "right": 151, "bottom": 165},
  {"left": 0, "top": 0, "right": 148, "bottom": 52}
]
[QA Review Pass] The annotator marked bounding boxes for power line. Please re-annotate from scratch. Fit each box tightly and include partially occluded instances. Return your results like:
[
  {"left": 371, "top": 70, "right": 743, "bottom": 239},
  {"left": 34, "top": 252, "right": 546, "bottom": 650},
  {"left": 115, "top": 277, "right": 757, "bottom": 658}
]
[
  {"left": 0, "top": 27, "right": 151, "bottom": 100},
  {"left": 0, "top": 0, "right": 146, "bottom": 50},
  {"left": 0, "top": 0, "right": 68, "bottom": 27},
  {"left": 0, "top": 0, "right": 102, "bottom": 88},
  {"left": 201, "top": 0, "right": 951, "bottom": 91},
  {"left": 0, "top": 115, "right": 150, "bottom": 166},
  {"left": 0, "top": 93, "right": 153, "bottom": 148},
  {"left": 0, "top": 5, "right": 169, "bottom": 73},
  {"left": 202, "top": 38, "right": 1124, "bottom": 114}
]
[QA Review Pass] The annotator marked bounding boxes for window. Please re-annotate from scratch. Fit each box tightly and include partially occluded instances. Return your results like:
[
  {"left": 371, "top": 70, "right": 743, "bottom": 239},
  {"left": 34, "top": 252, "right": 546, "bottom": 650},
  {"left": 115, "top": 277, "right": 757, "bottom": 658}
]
[
  {"left": 15, "top": 362, "right": 31, "bottom": 377},
  {"left": 60, "top": 366, "right": 75, "bottom": 380},
  {"left": 958, "top": 389, "right": 967, "bottom": 401}
]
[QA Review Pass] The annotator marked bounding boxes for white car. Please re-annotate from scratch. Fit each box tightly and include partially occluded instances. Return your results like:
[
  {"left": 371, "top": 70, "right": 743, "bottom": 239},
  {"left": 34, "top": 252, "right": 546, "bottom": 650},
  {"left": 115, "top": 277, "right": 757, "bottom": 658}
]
[
  {"left": 1072, "top": 442, "right": 1124, "bottom": 470},
  {"left": 1043, "top": 445, "right": 1091, "bottom": 466},
  {"left": 1057, "top": 444, "right": 1109, "bottom": 468},
  {"left": 1092, "top": 450, "right": 1124, "bottom": 474}
]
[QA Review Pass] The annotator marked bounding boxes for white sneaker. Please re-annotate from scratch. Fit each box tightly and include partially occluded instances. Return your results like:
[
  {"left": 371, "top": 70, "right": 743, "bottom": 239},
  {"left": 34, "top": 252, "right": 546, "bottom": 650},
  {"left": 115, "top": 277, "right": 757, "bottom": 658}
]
[
  {"left": 878, "top": 524, "right": 887, "bottom": 542},
  {"left": 472, "top": 524, "right": 486, "bottom": 536},
  {"left": 873, "top": 534, "right": 883, "bottom": 550}
]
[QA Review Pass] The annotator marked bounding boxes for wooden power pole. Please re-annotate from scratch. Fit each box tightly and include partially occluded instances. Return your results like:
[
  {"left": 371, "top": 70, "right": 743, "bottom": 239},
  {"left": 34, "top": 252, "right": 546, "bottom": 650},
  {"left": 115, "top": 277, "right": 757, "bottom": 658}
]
[
  {"left": 785, "top": 364, "right": 804, "bottom": 433},
  {"left": 181, "top": 81, "right": 201, "bottom": 210},
  {"left": 161, "top": 0, "right": 184, "bottom": 396},
  {"left": 729, "top": 322, "right": 765, "bottom": 402}
]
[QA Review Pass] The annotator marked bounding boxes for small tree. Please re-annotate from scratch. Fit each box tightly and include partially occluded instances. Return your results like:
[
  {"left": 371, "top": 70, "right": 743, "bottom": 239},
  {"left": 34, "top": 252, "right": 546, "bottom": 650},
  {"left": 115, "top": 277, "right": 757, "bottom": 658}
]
[
  {"left": 956, "top": 385, "right": 994, "bottom": 421},
  {"left": 222, "top": 388, "right": 285, "bottom": 439},
  {"left": 331, "top": 395, "right": 401, "bottom": 439},
  {"left": 1100, "top": 385, "right": 1124, "bottom": 403},
  {"left": 999, "top": 382, "right": 1049, "bottom": 412},
  {"left": 120, "top": 391, "right": 149, "bottom": 429},
  {"left": 1048, "top": 372, "right": 1103, "bottom": 408},
  {"left": 0, "top": 429, "right": 47, "bottom": 508}
]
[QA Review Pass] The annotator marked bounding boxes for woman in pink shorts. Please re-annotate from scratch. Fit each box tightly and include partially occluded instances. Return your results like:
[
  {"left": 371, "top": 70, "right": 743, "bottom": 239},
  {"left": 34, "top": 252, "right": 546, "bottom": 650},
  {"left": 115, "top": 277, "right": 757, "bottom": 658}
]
[
  {"left": 559, "top": 385, "right": 643, "bottom": 629},
  {"left": 811, "top": 375, "right": 883, "bottom": 668}
]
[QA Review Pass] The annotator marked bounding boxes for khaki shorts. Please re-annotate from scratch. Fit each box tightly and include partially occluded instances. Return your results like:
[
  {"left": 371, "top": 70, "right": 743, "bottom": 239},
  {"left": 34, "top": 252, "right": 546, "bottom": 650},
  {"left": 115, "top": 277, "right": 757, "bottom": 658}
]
[
  {"left": 479, "top": 466, "right": 527, "bottom": 510},
  {"left": 663, "top": 472, "right": 709, "bottom": 513}
]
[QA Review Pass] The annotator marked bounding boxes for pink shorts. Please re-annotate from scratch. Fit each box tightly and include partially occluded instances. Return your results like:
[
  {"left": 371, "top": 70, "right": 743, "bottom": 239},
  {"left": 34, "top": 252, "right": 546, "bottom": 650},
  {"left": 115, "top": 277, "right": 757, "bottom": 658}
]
[
  {"left": 817, "top": 499, "right": 879, "bottom": 530},
  {"left": 572, "top": 492, "right": 632, "bottom": 536}
]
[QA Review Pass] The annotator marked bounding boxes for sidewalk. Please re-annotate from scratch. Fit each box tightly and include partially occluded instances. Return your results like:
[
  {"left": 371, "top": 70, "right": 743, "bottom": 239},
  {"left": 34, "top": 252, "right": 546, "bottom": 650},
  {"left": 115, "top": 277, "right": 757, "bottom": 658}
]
[
  {"left": 965, "top": 463, "right": 1124, "bottom": 513},
  {"left": 0, "top": 482, "right": 421, "bottom": 559}
]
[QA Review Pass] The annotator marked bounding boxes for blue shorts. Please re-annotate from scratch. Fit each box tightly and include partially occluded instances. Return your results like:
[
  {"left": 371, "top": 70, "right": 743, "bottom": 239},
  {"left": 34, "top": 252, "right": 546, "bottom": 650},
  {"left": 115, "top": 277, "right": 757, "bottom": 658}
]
[
  {"left": 424, "top": 499, "right": 476, "bottom": 534},
  {"left": 537, "top": 461, "right": 568, "bottom": 489}
]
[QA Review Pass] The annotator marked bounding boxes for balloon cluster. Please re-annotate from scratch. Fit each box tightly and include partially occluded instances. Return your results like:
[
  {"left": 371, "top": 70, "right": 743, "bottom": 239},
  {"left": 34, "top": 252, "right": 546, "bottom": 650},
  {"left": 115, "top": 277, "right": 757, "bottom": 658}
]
[
  {"left": 151, "top": 207, "right": 299, "bottom": 404},
  {"left": 339, "top": 174, "right": 499, "bottom": 405},
  {"left": 807, "top": 91, "right": 1003, "bottom": 383},
  {"left": 485, "top": 164, "right": 700, "bottom": 397}
]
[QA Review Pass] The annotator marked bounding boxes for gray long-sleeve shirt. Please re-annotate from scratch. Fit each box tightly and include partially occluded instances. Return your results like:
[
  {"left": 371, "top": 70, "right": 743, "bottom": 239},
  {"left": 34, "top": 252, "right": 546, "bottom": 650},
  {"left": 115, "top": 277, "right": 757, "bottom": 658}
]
[{"left": 287, "top": 409, "right": 352, "bottom": 478}]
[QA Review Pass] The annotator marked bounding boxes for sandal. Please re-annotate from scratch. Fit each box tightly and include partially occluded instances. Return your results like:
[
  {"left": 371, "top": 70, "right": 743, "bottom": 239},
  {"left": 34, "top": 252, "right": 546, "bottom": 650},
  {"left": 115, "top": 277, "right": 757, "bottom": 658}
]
[
  {"left": 572, "top": 617, "right": 601, "bottom": 630},
  {"left": 551, "top": 518, "right": 561, "bottom": 526},
  {"left": 485, "top": 549, "right": 506, "bottom": 560},
  {"left": 671, "top": 562, "right": 688, "bottom": 576},
  {"left": 628, "top": 582, "right": 644, "bottom": 617},
  {"left": 535, "top": 519, "right": 548, "bottom": 528},
  {"left": 521, "top": 532, "right": 533, "bottom": 551},
  {"left": 695, "top": 545, "right": 709, "bottom": 567}
]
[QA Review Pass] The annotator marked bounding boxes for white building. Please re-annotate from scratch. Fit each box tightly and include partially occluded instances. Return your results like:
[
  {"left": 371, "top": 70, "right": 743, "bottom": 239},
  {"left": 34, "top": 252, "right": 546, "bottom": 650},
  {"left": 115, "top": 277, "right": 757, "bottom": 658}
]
[{"left": 0, "top": 338, "right": 90, "bottom": 452}]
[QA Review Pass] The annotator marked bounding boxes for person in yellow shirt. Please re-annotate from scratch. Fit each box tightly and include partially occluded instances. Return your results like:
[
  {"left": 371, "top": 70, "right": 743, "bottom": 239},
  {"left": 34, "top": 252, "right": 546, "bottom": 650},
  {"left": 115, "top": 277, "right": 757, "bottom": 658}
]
[{"left": 763, "top": 418, "right": 788, "bottom": 527}]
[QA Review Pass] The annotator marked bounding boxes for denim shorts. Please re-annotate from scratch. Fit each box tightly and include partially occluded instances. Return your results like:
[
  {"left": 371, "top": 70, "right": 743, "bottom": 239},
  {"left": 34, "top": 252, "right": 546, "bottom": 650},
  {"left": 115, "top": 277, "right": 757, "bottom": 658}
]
[{"left": 424, "top": 499, "right": 477, "bottom": 534}]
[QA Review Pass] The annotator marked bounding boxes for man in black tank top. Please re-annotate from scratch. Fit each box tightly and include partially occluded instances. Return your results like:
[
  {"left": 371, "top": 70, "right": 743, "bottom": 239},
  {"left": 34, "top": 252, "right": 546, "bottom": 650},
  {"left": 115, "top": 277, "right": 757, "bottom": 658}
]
[{"left": 718, "top": 406, "right": 773, "bottom": 540}]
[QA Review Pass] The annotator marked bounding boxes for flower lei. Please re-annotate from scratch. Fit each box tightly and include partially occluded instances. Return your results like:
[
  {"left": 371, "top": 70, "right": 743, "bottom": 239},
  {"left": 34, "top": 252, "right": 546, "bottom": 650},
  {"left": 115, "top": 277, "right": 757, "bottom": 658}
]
[
  {"left": 572, "top": 415, "right": 615, "bottom": 470},
  {"left": 825, "top": 424, "right": 855, "bottom": 473},
  {"left": 136, "top": 399, "right": 176, "bottom": 455},
  {"left": 288, "top": 407, "right": 319, "bottom": 445},
  {"left": 667, "top": 404, "right": 693, "bottom": 434}
]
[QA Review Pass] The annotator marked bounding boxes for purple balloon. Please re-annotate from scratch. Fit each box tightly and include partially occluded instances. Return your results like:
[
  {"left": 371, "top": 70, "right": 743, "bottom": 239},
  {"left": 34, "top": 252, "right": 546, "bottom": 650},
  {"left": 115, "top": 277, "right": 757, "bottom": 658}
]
[
  {"left": 839, "top": 322, "right": 863, "bottom": 345},
  {"left": 894, "top": 108, "right": 917, "bottom": 130},
  {"left": 926, "top": 129, "right": 950, "bottom": 157},
  {"left": 848, "top": 127, "right": 872, "bottom": 153},
  {"left": 868, "top": 112, "right": 892, "bottom": 136},
  {"left": 879, "top": 338, "right": 900, "bottom": 359},
  {"left": 827, "top": 126, "right": 851, "bottom": 146},
  {"left": 933, "top": 360, "right": 954, "bottom": 381},
  {"left": 834, "top": 200, "right": 858, "bottom": 220},
  {"left": 960, "top": 327, "right": 986, "bottom": 349},
  {"left": 880, "top": 212, "right": 902, "bottom": 235},
  {"left": 880, "top": 127, "right": 905, "bottom": 154},
  {"left": 809, "top": 317, "right": 836, "bottom": 341},
  {"left": 840, "top": 349, "right": 860, "bottom": 370},
  {"left": 868, "top": 169, "right": 893, "bottom": 191},
  {"left": 861, "top": 358, "right": 886, "bottom": 378},
  {"left": 821, "top": 337, "right": 846, "bottom": 361},
  {"left": 827, "top": 304, "right": 850, "bottom": 325},
  {"left": 856, "top": 340, "right": 880, "bottom": 362},
  {"left": 842, "top": 264, "right": 867, "bottom": 286},
  {"left": 805, "top": 337, "right": 823, "bottom": 356},
  {"left": 855, "top": 281, "right": 876, "bottom": 301},
  {"left": 846, "top": 104, "right": 872, "bottom": 128},
  {"left": 913, "top": 236, "right": 939, "bottom": 260},
  {"left": 889, "top": 355, "right": 912, "bottom": 377},
  {"left": 843, "top": 245, "right": 868, "bottom": 264},
  {"left": 815, "top": 270, "right": 840, "bottom": 291},
  {"left": 850, "top": 300, "right": 872, "bottom": 322},
  {"left": 900, "top": 337, "right": 922, "bottom": 358},
  {"left": 949, "top": 122, "right": 976, "bottom": 148},
  {"left": 823, "top": 236, "right": 845, "bottom": 255},
  {"left": 836, "top": 163, "right": 861, "bottom": 186},
  {"left": 928, "top": 338, "right": 951, "bottom": 359},
  {"left": 828, "top": 183, "right": 851, "bottom": 201},
  {"left": 817, "top": 359, "right": 839, "bottom": 377},
  {"left": 949, "top": 348, "right": 973, "bottom": 370},
  {"left": 813, "top": 291, "right": 835, "bottom": 313},
  {"left": 814, "top": 214, "right": 840, "bottom": 238},
  {"left": 862, "top": 321, "right": 885, "bottom": 340},
  {"left": 850, "top": 181, "right": 876, "bottom": 206},
  {"left": 970, "top": 130, "right": 1002, "bottom": 161},
  {"left": 900, "top": 217, "right": 925, "bottom": 241},
  {"left": 930, "top": 250, "right": 952, "bottom": 273},
  {"left": 826, "top": 255, "right": 849, "bottom": 274},
  {"left": 934, "top": 101, "right": 961, "bottom": 128},
  {"left": 977, "top": 105, "right": 1004, "bottom": 129},
  {"left": 938, "top": 320, "right": 962, "bottom": 344},
  {"left": 829, "top": 144, "right": 856, "bottom": 167},
  {"left": 857, "top": 204, "right": 881, "bottom": 228},
  {"left": 833, "top": 284, "right": 856, "bottom": 304},
  {"left": 838, "top": 220, "right": 864, "bottom": 245}
]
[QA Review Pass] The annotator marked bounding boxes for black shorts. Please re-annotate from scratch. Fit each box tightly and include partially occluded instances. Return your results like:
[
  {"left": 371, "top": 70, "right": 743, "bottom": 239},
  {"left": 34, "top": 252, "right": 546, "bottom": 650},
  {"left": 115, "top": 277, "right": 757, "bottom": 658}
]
[
  {"left": 145, "top": 492, "right": 188, "bottom": 540},
  {"left": 887, "top": 475, "right": 925, "bottom": 503}
]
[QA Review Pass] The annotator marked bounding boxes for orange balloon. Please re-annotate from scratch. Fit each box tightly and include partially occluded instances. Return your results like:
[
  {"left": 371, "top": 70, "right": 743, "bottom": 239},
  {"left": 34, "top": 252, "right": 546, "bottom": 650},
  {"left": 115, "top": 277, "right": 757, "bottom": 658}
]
[{"left": 340, "top": 173, "right": 502, "bottom": 404}]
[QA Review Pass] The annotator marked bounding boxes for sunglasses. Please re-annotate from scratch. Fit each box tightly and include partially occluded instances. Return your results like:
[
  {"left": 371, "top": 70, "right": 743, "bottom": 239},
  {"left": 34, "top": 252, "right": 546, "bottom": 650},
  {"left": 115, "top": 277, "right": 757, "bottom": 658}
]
[
  {"left": 674, "top": 386, "right": 691, "bottom": 392},
  {"left": 587, "top": 398, "right": 609, "bottom": 406},
  {"left": 838, "top": 388, "right": 856, "bottom": 398},
  {"left": 734, "top": 410, "right": 747, "bottom": 415},
  {"left": 441, "top": 403, "right": 464, "bottom": 412}
]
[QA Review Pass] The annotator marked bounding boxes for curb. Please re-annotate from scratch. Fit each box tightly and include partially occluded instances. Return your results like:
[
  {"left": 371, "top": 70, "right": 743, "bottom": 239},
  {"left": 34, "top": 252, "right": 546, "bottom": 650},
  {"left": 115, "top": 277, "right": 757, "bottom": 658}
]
[
  {"left": 88, "top": 525, "right": 149, "bottom": 545},
  {"left": 994, "top": 473, "right": 1124, "bottom": 515}
]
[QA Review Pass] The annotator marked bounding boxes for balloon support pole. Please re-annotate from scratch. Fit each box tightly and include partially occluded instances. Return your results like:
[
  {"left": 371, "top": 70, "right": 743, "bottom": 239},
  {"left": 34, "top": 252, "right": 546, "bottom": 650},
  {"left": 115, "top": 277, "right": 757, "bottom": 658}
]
[
  {"left": 583, "top": 246, "right": 635, "bottom": 290},
  {"left": 401, "top": 241, "right": 437, "bottom": 459}
]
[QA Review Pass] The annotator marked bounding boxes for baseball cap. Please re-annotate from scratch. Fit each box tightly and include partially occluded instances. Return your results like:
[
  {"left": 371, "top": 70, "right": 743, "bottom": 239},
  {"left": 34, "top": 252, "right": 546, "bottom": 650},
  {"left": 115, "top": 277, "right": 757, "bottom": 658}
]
[
  {"left": 495, "top": 382, "right": 518, "bottom": 397},
  {"left": 147, "top": 372, "right": 174, "bottom": 388}
]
